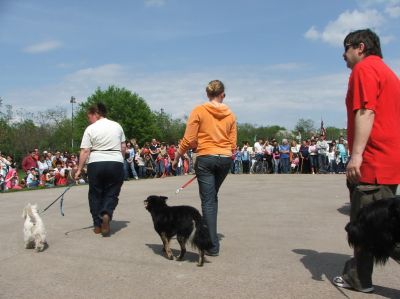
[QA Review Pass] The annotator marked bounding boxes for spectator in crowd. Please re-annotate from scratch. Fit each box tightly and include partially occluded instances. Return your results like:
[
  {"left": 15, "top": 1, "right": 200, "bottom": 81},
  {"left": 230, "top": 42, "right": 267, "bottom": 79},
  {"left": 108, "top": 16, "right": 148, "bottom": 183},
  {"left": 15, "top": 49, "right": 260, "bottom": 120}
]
[
  {"left": 144, "top": 154, "right": 156, "bottom": 178},
  {"left": 124, "top": 141, "right": 139, "bottom": 181},
  {"left": 37, "top": 154, "right": 49, "bottom": 175},
  {"left": 149, "top": 139, "right": 161, "bottom": 176},
  {"left": 272, "top": 140, "right": 280, "bottom": 174},
  {"left": 241, "top": 144, "right": 251, "bottom": 174},
  {"left": 26, "top": 167, "right": 39, "bottom": 188},
  {"left": 336, "top": 137, "right": 348, "bottom": 173},
  {"left": 299, "top": 140, "right": 310, "bottom": 174},
  {"left": 22, "top": 151, "right": 38, "bottom": 173},
  {"left": 33, "top": 148, "right": 40, "bottom": 161},
  {"left": 135, "top": 145, "right": 146, "bottom": 178},
  {"left": 0, "top": 153, "right": 11, "bottom": 177},
  {"left": 291, "top": 153, "right": 300, "bottom": 173},
  {"left": 327, "top": 144, "right": 338, "bottom": 174},
  {"left": 167, "top": 144, "right": 176, "bottom": 173},
  {"left": 0, "top": 174, "right": 4, "bottom": 191},
  {"left": 232, "top": 146, "right": 242, "bottom": 174},
  {"left": 42, "top": 169, "right": 55, "bottom": 187},
  {"left": 4, "top": 168, "right": 22, "bottom": 190},
  {"left": 290, "top": 140, "right": 300, "bottom": 163},
  {"left": 44, "top": 152, "right": 53, "bottom": 169},
  {"left": 316, "top": 134, "right": 329, "bottom": 173},
  {"left": 308, "top": 139, "right": 318, "bottom": 174},
  {"left": 264, "top": 140, "right": 273, "bottom": 173},
  {"left": 251, "top": 138, "right": 264, "bottom": 173},
  {"left": 279, "top": 139, "right": 290, "bottom": 174}
]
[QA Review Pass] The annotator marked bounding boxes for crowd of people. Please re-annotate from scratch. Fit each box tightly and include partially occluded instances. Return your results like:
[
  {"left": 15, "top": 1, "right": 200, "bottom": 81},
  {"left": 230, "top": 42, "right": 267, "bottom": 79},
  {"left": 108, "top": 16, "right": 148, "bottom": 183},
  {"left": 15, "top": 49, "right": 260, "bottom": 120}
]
[
  {"left": 233, "top": 134, "right": 349, "bottom": 175},
  {"left": 0, "top": 149, "right": 84, "bottom": 191},
  {"left": 0, "top": 134, "right": 348, "bottom": 192}
]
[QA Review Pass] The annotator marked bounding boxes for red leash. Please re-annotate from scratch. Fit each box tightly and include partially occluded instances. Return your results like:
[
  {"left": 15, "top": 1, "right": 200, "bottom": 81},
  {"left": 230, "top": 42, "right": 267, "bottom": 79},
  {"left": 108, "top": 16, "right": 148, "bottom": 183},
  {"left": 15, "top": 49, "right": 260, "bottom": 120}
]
[{"left": 176, "top": 175, "right": 197, "bottom": 194}]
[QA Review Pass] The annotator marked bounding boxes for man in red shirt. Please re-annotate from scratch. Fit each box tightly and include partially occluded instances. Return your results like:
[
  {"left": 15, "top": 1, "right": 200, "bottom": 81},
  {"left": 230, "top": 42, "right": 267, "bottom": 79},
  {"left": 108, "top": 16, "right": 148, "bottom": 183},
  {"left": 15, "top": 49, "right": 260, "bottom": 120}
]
[
  {"left": 333, "top": 29, "right": 400, "bottom": 293},
  {"left": 22, "top": 151, "right": 38, "bottom": 173}
]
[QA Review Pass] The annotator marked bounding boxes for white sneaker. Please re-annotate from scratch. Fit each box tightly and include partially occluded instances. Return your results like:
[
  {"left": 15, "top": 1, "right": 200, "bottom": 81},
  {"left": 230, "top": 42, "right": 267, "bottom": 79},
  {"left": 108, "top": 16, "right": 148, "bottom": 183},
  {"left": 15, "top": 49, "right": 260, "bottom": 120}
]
[{"left": 333, "top": 276, "right": 374, "bottom": 293}]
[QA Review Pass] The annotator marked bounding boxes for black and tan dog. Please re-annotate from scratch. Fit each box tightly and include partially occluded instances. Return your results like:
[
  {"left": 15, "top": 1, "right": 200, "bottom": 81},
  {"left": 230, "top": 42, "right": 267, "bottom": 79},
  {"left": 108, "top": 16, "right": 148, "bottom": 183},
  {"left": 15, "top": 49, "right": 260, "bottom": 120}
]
[
  {"left": 346, "top": 197, "right": 400, "bottom": 264},
  {"left": 144, "top": 195, "right": 212, "bottom": 266}
]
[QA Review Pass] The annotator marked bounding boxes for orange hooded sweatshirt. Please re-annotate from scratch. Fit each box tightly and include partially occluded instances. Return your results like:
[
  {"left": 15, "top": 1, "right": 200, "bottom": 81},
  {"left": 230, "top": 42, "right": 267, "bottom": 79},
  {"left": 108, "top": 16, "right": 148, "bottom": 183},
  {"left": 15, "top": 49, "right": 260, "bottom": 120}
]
[{"left": 178, "top": 102, "right": 237, "bottom": 157}]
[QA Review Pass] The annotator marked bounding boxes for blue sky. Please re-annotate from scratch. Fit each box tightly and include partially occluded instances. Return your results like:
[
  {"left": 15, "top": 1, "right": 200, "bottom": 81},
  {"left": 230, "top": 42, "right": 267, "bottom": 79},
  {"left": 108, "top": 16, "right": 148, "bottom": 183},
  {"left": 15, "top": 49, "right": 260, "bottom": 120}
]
[{"left": 1, "top": 0, "right": 400, "bottom": 129}]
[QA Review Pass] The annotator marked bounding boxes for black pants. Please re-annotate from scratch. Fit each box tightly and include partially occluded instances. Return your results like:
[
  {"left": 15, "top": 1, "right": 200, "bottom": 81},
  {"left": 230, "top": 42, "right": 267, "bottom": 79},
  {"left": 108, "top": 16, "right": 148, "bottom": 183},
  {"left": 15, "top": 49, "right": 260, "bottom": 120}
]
[
  {"left": 242, "top": 160, "right": 250, "bottom": 174},
  {"left": 87, "top": 161, "right": 124, "bottom": 227}
]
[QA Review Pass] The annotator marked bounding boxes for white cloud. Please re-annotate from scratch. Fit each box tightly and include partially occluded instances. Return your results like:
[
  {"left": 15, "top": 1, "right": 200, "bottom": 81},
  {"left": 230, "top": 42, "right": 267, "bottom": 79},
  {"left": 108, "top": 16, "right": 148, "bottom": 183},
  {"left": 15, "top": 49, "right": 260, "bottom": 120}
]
[
  {"left": 305, "top": 10, "right": 384, "bottom": 46},
  {"left": 386, "top": 4, "right": 400, "bottom": 17},
  {"left": 23, "top": 40, "right": 62, "bottom": 54},
  {"left": 144, "top": 0, "right": 165, "bottom": 7},
  {"left": 4, "top": 64, "right": 349, "bottom": 130},
  {"left": 304, "top": 26, "right": 320, "bottom": 40}
]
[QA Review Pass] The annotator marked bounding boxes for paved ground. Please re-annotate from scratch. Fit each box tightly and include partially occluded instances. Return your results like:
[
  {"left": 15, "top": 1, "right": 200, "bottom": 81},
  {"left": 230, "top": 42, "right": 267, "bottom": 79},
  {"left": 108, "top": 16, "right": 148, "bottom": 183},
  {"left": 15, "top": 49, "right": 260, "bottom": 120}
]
[{"left": 0, "top": 174, "right": 399, "bottom": 299}]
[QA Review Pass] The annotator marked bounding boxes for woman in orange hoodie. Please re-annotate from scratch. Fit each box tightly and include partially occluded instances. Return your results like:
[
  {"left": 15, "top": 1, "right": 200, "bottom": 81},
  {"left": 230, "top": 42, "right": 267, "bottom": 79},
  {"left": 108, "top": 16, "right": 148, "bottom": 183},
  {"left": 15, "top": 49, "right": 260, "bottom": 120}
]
[{"left": 172, "top": 80, "right": 237, "bottom": 256}]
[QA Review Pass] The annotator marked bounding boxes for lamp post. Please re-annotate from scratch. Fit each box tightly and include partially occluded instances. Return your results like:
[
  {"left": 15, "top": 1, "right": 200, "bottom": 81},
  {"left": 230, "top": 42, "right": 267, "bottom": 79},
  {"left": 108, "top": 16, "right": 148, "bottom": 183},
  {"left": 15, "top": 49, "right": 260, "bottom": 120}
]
[{"left": 70, "top": 96, "right": 76, "bottom": 149}]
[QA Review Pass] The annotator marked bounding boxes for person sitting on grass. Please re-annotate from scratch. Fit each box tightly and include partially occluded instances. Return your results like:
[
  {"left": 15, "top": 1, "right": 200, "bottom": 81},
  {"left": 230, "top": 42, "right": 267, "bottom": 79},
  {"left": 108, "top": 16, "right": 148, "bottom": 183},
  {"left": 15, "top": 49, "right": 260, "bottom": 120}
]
[{"left": 26, "top": 168, "right": 39, "bottom": 188}]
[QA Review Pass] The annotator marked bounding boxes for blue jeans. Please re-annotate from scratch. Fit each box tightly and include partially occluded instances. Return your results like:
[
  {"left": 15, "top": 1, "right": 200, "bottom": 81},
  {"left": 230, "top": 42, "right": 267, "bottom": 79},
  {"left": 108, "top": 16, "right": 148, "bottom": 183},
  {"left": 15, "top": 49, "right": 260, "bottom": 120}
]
[
  {"left": 195, "top": 155, "right": 231, "bottom": 254},
  {"left": 280, "top": 157, "right": 290, "bottom": 174},
  {"left": 272, "top": 158, "right": 280, "bottom": 174},
  {"left": 124, "top": 160, "right": 138, "bottom": 179}
]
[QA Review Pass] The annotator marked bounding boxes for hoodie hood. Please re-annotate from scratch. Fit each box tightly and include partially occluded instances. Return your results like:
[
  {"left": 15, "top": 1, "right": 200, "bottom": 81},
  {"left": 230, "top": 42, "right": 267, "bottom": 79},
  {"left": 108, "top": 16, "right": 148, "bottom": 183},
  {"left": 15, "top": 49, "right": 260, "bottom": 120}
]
[{"left": 202, "top": 102, "right": 232, "bottom": 119}]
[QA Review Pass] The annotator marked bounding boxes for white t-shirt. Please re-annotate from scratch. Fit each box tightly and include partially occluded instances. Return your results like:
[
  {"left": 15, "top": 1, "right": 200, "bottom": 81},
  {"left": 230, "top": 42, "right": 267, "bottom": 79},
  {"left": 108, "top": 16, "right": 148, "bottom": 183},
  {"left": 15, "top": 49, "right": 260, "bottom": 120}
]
[
  {"left": 80, "top": 118, "right": 126, "bottom": 164},
  {"left": 254, "top": 142, "right": 263, "bottom": 154}
]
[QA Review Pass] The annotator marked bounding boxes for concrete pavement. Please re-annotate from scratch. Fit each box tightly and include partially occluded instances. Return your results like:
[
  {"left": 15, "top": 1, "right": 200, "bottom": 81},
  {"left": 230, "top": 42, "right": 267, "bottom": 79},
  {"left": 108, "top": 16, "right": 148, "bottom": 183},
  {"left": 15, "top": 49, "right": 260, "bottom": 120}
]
[{"left": 0, "top": 174, "right": 399, "bottom": 299}]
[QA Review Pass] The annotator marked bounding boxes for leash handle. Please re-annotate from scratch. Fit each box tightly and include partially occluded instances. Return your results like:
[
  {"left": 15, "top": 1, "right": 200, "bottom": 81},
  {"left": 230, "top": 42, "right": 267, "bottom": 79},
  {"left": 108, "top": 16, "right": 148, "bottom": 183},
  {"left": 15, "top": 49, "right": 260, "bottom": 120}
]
[{"left": 176, "top": 176, "right": 197, "bottom": 194}]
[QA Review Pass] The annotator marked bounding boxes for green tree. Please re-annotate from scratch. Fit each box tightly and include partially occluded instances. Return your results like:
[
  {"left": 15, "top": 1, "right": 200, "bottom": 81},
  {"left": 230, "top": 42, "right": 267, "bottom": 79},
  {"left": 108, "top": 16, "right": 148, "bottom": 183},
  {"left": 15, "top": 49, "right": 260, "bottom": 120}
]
[
  {"left": 294, "top": 118, "right": 315, "bottom": 139},
  {"left": 237, "top": 123, "right": 286, "bottom": 145},
  {"left": 74, "top": 86, "right": 160, "bottom": 145},
  {"left": 153, "top": 109, "right": 185, "bottom": 144},
  {"left": 325, "top": 126, "right": 346, "bottom": 142}
]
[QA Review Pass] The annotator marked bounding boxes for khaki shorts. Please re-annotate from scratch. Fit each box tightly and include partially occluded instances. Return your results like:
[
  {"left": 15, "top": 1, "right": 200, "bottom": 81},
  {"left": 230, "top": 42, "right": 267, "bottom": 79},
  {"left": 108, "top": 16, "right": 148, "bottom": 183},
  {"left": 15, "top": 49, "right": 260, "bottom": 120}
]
[{"left": 350, "top": 184, "right": 398, "bottom": 222}]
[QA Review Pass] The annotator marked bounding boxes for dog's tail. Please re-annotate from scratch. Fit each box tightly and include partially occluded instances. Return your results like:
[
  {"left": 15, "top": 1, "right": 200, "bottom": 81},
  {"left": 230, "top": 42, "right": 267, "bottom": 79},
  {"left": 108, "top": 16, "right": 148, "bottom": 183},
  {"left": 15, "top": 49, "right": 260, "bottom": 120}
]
[
  {"left": 22, "top": 203, "right": 37, "bottom": 225},
  {"left": 191, "top": 212, "right": 213, "bottom": 251}
]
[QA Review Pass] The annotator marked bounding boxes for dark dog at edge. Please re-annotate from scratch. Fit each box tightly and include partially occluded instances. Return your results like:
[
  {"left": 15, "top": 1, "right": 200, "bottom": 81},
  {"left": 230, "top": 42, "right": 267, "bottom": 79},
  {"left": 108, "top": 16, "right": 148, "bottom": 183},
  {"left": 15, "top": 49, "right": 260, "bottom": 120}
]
[
  {"left": 144, "top": 195, "right": 213, "bottom": 266},
  {"left": 345, "top": 197, "right": 400, "bottom": 264}
]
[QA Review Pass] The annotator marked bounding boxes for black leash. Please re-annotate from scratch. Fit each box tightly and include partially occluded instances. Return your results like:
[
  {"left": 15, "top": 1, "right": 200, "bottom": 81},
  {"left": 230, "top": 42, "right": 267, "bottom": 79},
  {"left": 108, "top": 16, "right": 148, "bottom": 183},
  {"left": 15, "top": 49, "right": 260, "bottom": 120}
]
[{"left": 40, "top": 185, "right": 72, "bottom": 216}]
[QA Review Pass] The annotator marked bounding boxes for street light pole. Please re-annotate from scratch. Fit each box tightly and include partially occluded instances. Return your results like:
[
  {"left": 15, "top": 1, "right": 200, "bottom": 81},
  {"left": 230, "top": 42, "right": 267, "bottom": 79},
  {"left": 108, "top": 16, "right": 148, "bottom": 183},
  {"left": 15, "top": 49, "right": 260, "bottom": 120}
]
[{"left": 70, "top": 96, "right": 76, "bottom": 149}]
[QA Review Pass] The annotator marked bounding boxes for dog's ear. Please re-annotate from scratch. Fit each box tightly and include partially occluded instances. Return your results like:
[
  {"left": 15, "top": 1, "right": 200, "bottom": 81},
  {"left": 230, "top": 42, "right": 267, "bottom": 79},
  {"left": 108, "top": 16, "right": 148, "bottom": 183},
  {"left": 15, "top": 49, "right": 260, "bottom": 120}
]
[
  {"left": 345, "top": 221, "right": 363, "bottom": 248},
  {"left": 22, "top": 203, "right": 31, "bottom": 219},
  {"left": 159, "top": 196, "right": 168, "bottom": 202},
  {"left": 22, "top": 208, "right": 27, "bottom": 219}
]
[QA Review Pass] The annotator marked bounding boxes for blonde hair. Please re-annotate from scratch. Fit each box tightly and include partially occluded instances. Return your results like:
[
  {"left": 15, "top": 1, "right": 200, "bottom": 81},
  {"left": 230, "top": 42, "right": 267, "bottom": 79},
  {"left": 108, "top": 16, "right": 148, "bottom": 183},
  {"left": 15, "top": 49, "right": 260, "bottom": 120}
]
[{"left": 206, "top": 80, "right": 225, "bottom": 98}]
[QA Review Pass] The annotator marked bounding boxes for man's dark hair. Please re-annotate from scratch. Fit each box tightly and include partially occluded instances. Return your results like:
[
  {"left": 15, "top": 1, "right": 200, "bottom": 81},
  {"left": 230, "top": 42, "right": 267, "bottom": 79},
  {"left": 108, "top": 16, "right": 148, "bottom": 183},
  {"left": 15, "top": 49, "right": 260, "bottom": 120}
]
[
  {"left": 344, "top": 29, "right": 382, "bottom": 58},
  {"left": 87, "top": 102, "right": 107, "bottom": 117}
]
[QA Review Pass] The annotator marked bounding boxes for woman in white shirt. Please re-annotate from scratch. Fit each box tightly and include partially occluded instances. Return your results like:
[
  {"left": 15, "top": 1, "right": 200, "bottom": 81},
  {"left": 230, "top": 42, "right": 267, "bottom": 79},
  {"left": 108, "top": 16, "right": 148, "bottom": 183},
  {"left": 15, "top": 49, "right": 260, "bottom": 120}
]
[{"left": 75, "top": 103, "right": 126, "bottom": 236}]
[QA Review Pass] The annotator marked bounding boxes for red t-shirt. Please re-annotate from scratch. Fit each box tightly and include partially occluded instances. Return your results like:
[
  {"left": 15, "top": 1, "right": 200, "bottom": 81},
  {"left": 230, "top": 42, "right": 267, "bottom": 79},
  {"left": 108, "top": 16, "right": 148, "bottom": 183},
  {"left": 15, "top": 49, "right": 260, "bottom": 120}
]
[
  {"left": 167, "top": 147, "right": 176, "bottom": 161},
  {"left": 346, "top": 55, "right": 400, "bottom": 184}
]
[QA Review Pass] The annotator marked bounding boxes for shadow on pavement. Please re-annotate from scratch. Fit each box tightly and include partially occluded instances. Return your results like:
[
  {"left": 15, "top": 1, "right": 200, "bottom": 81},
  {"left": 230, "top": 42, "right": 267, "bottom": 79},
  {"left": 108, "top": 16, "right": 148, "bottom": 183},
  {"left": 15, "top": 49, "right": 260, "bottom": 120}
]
[
  {"left": 145, "top": 243, "right": 202, "bottom": 264},
  {"left": 373, "top": 285, "right": 400, "bottom": 299},
  {"left": 293, "top": 249, "right": 349, "bottom": 281},
  {"left": 293, "top": 249, "right": 400, "bottom": 298},
  {"left": 110, "top": 220, "right": 130, "bottom": 235}
]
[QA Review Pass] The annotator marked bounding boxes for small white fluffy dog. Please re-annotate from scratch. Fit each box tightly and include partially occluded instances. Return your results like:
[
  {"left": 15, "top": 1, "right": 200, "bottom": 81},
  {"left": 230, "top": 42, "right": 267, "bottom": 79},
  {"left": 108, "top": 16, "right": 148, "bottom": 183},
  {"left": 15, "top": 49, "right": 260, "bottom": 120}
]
[{"left": 22, "top": 203, "right": 47, "bottom": 252}]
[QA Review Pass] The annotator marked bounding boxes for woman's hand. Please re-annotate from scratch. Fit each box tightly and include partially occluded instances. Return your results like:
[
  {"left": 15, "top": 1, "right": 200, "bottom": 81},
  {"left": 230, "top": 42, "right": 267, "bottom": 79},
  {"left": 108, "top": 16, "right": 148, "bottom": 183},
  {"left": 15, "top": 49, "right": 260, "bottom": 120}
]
[
  {"left": 74, "top": 169, "right": 81, "bottom": 180},
  {"left": 171, "top": 159, "right": 178, "bottom": 171}
]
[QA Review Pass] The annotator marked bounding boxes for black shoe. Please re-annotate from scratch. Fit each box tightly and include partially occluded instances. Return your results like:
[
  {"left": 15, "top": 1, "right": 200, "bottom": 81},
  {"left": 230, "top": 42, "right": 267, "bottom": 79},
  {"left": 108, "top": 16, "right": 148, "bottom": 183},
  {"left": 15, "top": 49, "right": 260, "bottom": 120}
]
[{"left": 205, "top": 250, "right": 219, "bottom": 256}]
